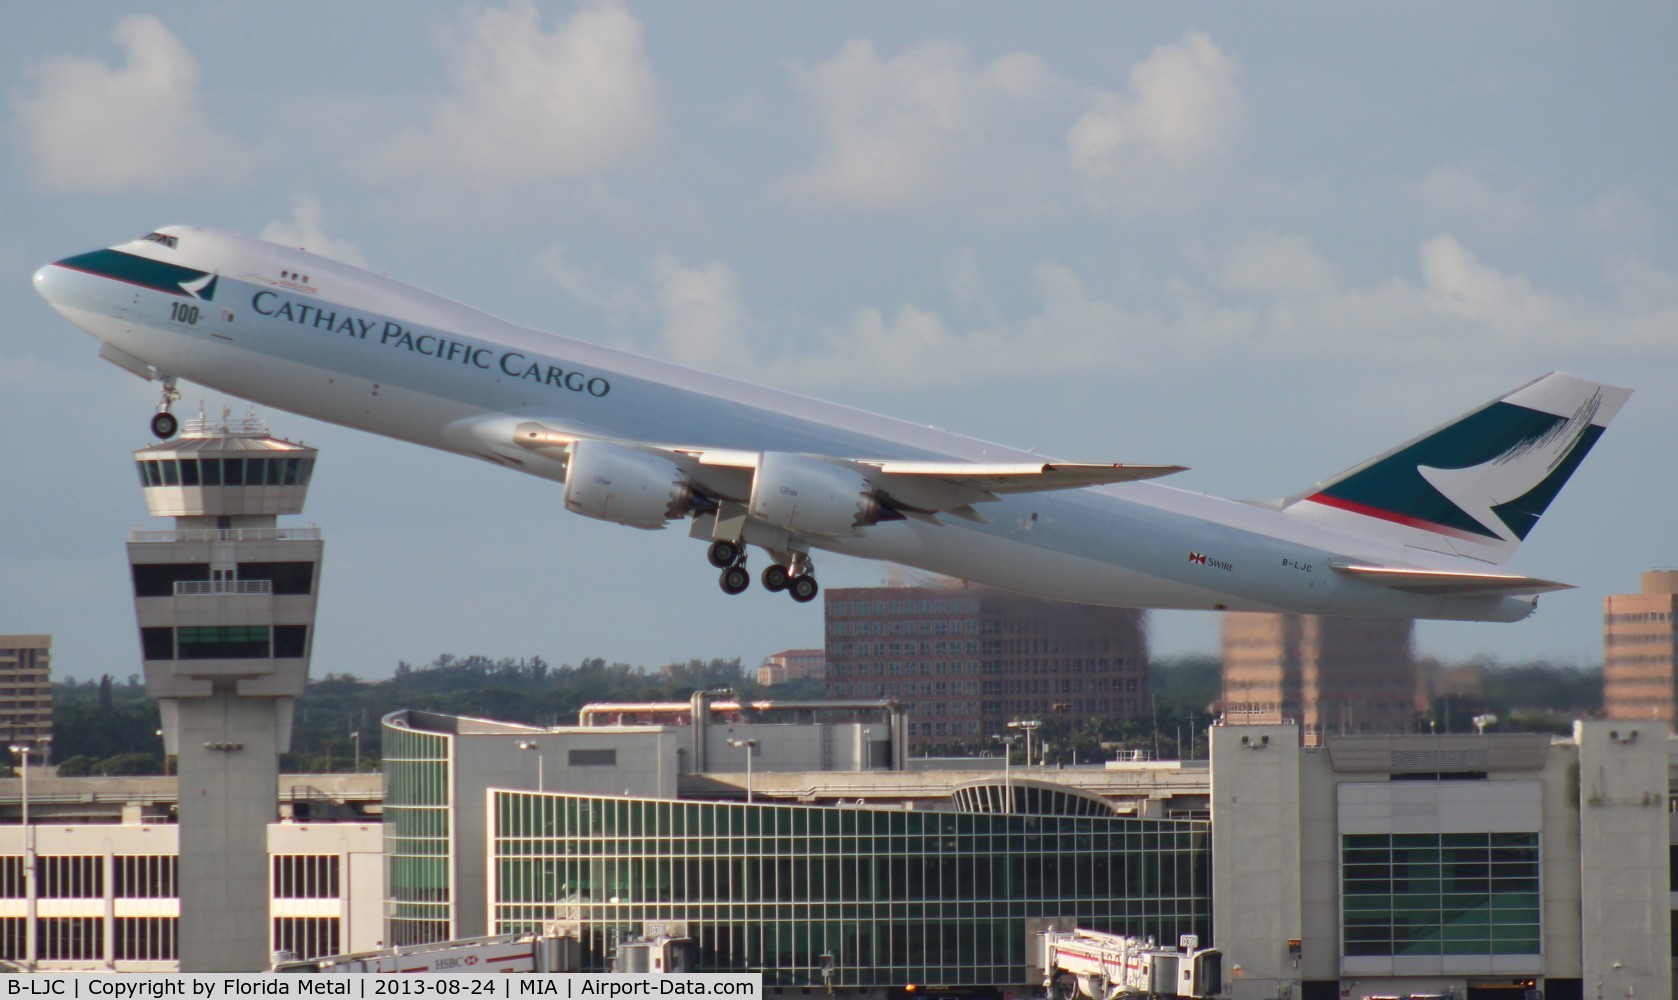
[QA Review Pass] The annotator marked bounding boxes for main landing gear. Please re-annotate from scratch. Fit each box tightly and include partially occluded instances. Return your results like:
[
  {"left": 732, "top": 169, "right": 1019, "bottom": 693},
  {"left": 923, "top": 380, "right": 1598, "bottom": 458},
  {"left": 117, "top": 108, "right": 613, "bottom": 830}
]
[
  {"left": 150, "top": 375, "right": 181, "bottom": 439},
  {"left": 708, "top": 540, "right": 819, "bottom": 603}
]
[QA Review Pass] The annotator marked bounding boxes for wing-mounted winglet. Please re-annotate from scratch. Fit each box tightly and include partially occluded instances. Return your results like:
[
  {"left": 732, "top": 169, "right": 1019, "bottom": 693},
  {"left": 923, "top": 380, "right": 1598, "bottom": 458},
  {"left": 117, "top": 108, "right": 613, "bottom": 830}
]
[{"left": 1329, "top": 561, "right": 1573, "bottom": 597}]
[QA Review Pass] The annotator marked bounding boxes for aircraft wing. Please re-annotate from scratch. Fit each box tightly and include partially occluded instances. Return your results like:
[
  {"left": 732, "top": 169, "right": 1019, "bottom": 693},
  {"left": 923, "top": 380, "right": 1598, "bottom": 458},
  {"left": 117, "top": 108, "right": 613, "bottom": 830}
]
[
  {"left": 1329, "top": 562, "right": 1573, "bottom": 597},
  {"left": 511, "top": 421, "right": 1184, "bottom": 517}
]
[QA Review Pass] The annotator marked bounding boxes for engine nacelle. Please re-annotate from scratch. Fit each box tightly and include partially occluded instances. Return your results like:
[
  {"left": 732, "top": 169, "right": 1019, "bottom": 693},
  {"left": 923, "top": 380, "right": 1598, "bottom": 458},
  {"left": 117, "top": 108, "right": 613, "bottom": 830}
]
[
  {"left": 749, "top": 452, "right": 881, "bottom": 537},
  {"left": 563, "top": 439, "right": 691, "bottom": 530}
]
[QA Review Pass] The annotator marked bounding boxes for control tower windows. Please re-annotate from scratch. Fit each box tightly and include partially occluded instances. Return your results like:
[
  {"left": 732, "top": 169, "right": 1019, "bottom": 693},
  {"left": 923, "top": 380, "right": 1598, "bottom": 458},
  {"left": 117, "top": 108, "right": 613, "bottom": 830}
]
[
  {"left": 239, "top": 562, "right": 315, "bottom": 596},
  {"left": 134, "top": 457, "right": 316, "bottom": 489},
  {"left": 178, "top": 626, "right": 269, "bottom": 659},
  {"left": 137, "top": 625, "right": 310, "bottom": 661},
  {"left": 132, "top": 563, "right": 210, "bottom": 598}
]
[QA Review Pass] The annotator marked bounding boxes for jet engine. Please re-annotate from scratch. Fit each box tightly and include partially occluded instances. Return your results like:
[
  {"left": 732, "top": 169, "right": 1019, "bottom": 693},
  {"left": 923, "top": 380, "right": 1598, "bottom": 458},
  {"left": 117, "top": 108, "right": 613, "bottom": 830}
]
[
  {"left": 749, "top": 452, "right": 881, "bottom": 537},
  {"left": 563, "top": 439, "right": 692, "bottom": 530}
]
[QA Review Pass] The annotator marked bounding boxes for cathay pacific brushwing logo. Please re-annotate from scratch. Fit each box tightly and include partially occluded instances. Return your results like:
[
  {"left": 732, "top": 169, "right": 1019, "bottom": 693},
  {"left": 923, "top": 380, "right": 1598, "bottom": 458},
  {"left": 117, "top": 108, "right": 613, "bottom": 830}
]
[
  {"left": 1306, "top": 393, "right": 1607, "bottom": 542},
  {"left": 1418, "top": 390, "right": 1603, "bottom": 542},
  {"left": 180, "top": 273, "right": 217, "bottom": 301}
]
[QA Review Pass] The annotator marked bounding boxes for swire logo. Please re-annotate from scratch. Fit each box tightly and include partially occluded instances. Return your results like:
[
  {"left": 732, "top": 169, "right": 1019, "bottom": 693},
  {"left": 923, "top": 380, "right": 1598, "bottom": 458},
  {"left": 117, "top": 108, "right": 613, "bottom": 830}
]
[{"left": 1189, "top": 551, "right": 1233, "bottom": 572}]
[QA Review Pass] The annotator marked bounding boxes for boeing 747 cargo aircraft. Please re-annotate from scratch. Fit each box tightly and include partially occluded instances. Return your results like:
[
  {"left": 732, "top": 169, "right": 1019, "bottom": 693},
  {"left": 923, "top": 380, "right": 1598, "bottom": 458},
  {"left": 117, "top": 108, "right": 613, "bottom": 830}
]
[{"left": 34, "top": 225, "right": 1629, "bottom": 620}]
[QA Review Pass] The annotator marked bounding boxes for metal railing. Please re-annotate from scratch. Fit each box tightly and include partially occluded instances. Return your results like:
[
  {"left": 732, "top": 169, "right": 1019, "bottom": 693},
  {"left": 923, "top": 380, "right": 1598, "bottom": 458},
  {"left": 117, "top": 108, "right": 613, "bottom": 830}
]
[
  {"left": 129, "top": 527, "right": 321, "bottom": 543},
  {"left": 172, "top": 580, "right": 273, "bottom": 596}
]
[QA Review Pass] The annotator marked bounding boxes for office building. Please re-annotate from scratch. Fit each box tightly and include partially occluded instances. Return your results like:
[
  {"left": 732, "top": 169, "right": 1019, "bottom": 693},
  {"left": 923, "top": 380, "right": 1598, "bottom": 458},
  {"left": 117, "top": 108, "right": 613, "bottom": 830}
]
[
  {"left": 1603, "top": 570, "right": 1678, "bottom": 727},
  {"left": 823, "top": 585, "right": 1149, "bottom": 747},
  {"left": 0, "top": 637, "right": 52, "bottom": 747},
  {"left": 128, "top": 408, "right": 324, "bottom": 972},
  {"left": 1221, "top": 614, "right": 1420, "bottom": 742},
  {"left": 756, "top": 649, "right": 825, "bottom": 686},
  {"left": 0, "top": 774, "right": 381, "bottom": 971}
]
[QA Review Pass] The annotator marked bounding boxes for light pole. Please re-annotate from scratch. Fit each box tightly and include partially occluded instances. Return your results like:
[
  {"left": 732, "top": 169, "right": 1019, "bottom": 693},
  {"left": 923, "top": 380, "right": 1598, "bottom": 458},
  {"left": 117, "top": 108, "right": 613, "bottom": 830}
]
[
  {"left": 9, "top": 743, "right": 38, "bottom": 970},
  {"left": 350, "top": 731, "right": 361, "bottom": 773},
  {"left": 725, "top": 738, "right": 758, "bottom": 803},
  {"left": 517, "top": 741, "right": 544, "bottom": 793},
  {"left": 8, "top": 744, "right": 29, "bottom": 830},
  {"left": 1008, "top": 719, "right": 1041, "bottom": 767},
  {"left": 992, "top": 733, "right": 1019, "bottom": 812}
]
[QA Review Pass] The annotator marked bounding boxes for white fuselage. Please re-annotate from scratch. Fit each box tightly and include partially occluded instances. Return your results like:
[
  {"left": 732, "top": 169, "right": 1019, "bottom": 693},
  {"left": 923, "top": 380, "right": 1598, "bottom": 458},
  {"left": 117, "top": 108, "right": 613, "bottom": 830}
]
[{"left": 34, "top": 226, "right": 1537, "bottom": 622}]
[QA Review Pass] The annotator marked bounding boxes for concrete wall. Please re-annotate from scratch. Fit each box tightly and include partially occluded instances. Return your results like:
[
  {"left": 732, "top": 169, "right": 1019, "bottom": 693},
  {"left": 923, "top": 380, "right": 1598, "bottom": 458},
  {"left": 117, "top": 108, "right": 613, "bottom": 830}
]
[
  {"left": 1211, "top": 724, "right": 1305, "bottom": 1000},
  {"left": 1575, "top": 720, "right": 1672, "bottom": 1000}
]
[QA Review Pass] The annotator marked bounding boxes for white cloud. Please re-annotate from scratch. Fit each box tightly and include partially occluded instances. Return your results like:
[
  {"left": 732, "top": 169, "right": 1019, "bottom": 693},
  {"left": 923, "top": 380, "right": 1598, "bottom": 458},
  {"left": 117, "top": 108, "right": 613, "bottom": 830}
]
[
  {"left": 1217, "top": 233, "right": 1339, "bottom": 299},
  {"left": 260, "top": 195, "right": 367, "bottom": 268},
  {"left": 1420, "top": 234, "right": 1560, "bottom": 334},
  {"left": 376, "top": 0, "right": 660, "bottom": 182},
  {"left": 1067, "top": 32, "right": 1244, "bottom": 177},
  {"left": 11, "top": 15, "right": 250, "bottom": 193},
  {"left": 776, "top": 39, "right": 1060, "bottom": 209},
  {"left": 1575, "top": 190, "right": 1653, "bottom": 246},
  {"left": 1413, "top": 165, "right": 1540, "bottom": 232},
  {"left": 650, "top": 255, "right": 751, "bottom": 372},
  {"left": 763, "top": 233, "right": 1678, "bottom": 392},
  {"left": 536, "top": 244, "right": 645, "bottom": 328}
]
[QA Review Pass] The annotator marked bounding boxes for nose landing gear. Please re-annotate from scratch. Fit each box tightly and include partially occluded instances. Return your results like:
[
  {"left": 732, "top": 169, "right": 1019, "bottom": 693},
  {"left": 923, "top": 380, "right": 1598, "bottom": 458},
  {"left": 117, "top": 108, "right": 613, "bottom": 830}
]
[{"left": 150, "top": 375, "right": 181, "bottom": 439}]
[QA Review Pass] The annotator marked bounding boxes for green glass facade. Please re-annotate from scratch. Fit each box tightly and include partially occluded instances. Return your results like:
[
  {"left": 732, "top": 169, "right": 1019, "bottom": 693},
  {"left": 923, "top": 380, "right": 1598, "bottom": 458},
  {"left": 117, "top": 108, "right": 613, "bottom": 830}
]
[
  {"left": 1341, "top": 832, "right": 1541, "bottom": 958},
  {"left": 492, "top": 791, "right": 1210, "bottom": 987},
  {"left": 384, "top": 723, "right": 454, "bottom": 946}
]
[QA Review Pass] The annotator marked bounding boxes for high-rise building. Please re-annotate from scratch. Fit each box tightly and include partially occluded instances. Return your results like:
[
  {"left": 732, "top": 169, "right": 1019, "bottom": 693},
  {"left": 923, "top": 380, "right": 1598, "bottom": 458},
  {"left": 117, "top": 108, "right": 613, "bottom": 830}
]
[
  {"left": 823, "top": 585, "right": 1148, "bottom": 746},
  {"left": 1220, "top": 613, "right": 1419, "bottom": 743},
  {"left": 1603, "top": 570, "right": 1678, "bottom": 726},
  {"left": 0, "top": 636, "right": 52, "bottom": 747},
  {"left": 127, "top": 409, "right": 323, "bottom": 972}
]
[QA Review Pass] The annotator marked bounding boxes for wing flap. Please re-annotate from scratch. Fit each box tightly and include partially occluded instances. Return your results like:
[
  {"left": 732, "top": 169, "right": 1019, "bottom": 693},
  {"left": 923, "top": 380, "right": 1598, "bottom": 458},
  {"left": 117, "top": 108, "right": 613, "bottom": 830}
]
[{"left": 1329, "top": 561, "right": 1573, "bottom": 597}]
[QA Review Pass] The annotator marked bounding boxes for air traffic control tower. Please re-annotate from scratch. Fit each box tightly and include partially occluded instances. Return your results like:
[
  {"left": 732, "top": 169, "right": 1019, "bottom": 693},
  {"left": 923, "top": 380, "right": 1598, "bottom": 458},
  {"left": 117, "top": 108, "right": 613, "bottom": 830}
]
[{"left": 128, "top": 409, "right": 323, "bottom": 972}]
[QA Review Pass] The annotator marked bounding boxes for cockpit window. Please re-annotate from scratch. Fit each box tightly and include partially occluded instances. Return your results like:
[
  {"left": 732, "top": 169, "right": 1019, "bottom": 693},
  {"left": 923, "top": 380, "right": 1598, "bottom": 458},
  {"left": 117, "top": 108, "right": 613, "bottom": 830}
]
[{"left": 141, "top": 232, "right": 179, "bottom": 249}]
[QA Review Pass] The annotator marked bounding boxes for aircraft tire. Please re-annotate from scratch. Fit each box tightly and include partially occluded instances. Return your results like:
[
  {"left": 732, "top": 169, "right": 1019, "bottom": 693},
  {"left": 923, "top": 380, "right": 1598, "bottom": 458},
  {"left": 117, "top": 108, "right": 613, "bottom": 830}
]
[
  {"left": 789, "top": 575, "right": 819, "bottom": 603},
  {"left": 707, "top": 540, "right": 740, "bottom": 569},
  {"left": 720, "top": 565, "right": 750, "bottom": 595},
  {"left": 151, "top": 411, "right": 179, "bottom": 439},
  {"left": 762, "top": 565, "right": 790, "bottom": 592}
]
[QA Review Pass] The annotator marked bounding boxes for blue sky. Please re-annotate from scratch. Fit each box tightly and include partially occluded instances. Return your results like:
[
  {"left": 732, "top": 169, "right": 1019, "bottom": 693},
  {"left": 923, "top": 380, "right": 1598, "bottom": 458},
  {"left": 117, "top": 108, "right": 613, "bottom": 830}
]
[{"left": 3, "top": 3, "right": 1673, "bottom": 682}]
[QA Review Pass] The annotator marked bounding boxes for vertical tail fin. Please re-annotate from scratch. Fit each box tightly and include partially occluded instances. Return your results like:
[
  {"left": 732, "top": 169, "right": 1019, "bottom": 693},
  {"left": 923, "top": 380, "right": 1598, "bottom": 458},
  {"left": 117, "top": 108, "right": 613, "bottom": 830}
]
[{"left": 1282, "top": 372, "right": 1631, "bottom": 563}]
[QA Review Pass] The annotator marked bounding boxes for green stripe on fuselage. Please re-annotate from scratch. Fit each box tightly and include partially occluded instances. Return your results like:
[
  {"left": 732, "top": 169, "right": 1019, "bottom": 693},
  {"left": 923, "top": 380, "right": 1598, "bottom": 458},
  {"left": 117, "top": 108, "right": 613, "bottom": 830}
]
[{"left": 56, "top": 249, "right": 213, "bottom": 299}]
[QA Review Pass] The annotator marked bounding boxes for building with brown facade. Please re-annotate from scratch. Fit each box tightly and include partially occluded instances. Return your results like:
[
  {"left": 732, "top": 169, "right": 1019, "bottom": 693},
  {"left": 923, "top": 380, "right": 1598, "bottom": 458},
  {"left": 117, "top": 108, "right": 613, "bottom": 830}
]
[
  {"left": 822, "top": 584, "right": 1148, "bottom": 747},
  {"left": 755, "top": 648, "right": 825, "bottom": 686},
  {"left": 1220, "top": 613, "right": 1419, "bottom": 743},
  {"left": 0, "top": 635, "right": 53, "bottom": 749},
  {"left": 1603, "top": 570, "right": 1678, "bottom": 727}
]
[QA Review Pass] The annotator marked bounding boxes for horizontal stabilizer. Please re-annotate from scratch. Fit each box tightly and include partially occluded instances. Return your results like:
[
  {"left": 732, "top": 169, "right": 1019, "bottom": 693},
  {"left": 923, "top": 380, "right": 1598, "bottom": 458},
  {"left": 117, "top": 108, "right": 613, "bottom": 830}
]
[{"left": 1329, "top": 561, "right": 1573, "bottom": 597}]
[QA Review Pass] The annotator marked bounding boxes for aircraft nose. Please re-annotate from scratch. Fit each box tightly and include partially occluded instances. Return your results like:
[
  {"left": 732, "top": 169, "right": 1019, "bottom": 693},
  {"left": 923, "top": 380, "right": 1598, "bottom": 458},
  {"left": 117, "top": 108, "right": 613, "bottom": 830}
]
[{"left": 33, "top": 260, "right": 69, "bottom": 306}]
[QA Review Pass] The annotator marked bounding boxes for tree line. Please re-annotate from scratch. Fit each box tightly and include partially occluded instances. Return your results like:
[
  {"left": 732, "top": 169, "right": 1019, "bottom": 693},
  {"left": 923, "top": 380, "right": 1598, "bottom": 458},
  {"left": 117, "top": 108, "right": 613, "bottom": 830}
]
[
  {"left": 41, "top": 654, "right": 792, "bottom": 775},
  {"left": 36, "top": 653, "right": 1602, "bottom": 776}
]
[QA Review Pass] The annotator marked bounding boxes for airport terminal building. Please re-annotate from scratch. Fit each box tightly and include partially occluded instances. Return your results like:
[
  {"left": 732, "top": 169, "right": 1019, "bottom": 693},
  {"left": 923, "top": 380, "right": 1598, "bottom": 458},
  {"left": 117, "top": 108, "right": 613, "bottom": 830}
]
[
  {"left": 377, "top": 703, "right": 1674, "bottom": 1000},
  {"left": 0, "top": 705, "right": 1671, "bottom": 999}
]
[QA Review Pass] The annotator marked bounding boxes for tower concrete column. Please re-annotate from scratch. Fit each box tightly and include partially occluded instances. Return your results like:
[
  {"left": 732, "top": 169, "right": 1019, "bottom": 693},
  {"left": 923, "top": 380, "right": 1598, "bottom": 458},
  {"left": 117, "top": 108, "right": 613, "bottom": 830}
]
[{"left": 127, "top": 408, "right": 322, "bottom": 971}]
